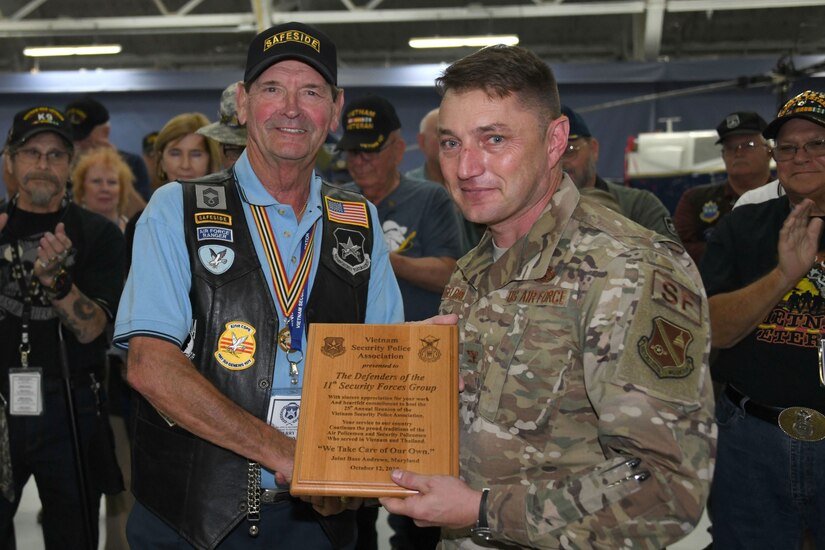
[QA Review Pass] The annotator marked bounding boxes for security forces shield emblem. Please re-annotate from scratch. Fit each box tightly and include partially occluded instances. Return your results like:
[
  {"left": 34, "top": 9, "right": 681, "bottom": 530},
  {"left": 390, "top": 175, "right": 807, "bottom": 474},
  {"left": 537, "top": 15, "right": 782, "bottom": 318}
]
[
  {"left": 198, "top": 245, "right": 235, "bottom": 275},
  {"left": 638, "top": 316, "right": 694, "bottom": 378},
  {"left": 332, "top": 228, "right": 370, "bottom": 275}
]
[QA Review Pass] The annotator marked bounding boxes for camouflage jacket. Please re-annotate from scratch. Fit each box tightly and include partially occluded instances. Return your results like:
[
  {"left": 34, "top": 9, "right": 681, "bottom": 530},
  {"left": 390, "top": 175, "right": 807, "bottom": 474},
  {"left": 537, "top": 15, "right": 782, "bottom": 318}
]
[{"left": 438, "top": 176, "right": 716, "bottom": 550}]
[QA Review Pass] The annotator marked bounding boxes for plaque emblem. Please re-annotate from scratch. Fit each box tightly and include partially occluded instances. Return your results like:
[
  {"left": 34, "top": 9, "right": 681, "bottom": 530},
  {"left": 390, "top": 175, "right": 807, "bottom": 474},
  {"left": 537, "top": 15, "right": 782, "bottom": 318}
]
[
  {"left": 418, "top": 335, "right": 441, "bottom": 363},
  {"left": 214, "top": 321, "right": 257, "bottom": 371},
  {"left": 321, "top": 337, "right": 346, "bottom": 358},
  {"left": 637, "top": 317, "right": 694, "bottom": 378},
  {"left": 778, "top": 407, "right": 825, "bottom": 442},
  {"left": 332, "top": 228, "right": 371, "bottom": 276}
]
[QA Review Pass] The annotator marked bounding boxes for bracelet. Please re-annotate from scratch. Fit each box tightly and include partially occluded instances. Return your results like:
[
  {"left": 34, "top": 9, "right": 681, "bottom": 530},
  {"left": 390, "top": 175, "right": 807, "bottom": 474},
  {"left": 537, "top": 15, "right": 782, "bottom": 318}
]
[
  {"left": 42, "top": 269, "right": 72, "bottom": 301},
  {"left": 469, "top": 487, "right": 493, "bottom": 545}
]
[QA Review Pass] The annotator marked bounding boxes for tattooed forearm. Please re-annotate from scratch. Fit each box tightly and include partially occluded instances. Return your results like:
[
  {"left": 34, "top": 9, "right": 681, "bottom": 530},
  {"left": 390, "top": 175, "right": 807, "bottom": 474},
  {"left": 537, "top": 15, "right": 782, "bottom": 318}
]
[
  {"left": 73, "top": 295, "right": 97, "bottom": 320},
  {"left": 52, "top": 287, "right": 107, "bottom": 343}
]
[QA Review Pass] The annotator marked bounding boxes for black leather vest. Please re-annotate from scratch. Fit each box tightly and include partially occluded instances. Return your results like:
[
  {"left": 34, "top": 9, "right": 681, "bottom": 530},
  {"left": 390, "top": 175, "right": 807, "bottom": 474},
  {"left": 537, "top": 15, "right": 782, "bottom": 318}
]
[{"left": 131, "top": 170, "right": 373, "bottom": 549}]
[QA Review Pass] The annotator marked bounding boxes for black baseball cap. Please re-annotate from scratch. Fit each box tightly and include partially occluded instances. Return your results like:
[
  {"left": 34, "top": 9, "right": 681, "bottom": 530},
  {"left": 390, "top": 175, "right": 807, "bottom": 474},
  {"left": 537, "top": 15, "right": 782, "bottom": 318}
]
[
  {"left": 715, "top": 111, "right": 767, "bottom": 144},
  {"left": 6, "top": 106, "right": 74, "bottom": 148},
  {"left": 65, "top": 96, "right": 110, "bottom": 141},
  {"left": 244, "top": 22, "right": 337, "bottom": 86},
  {"left": 561, "top": 105, "right": 592, "bottom": 139},
  {"left": 336, "top": 96, "right": 401, "bottom": 152},
  {"left": 763, "top": 90, "right": 825, "bottom": 140},
  {"left": 142, "top": 131, "right": 158, "bottom": 155}
]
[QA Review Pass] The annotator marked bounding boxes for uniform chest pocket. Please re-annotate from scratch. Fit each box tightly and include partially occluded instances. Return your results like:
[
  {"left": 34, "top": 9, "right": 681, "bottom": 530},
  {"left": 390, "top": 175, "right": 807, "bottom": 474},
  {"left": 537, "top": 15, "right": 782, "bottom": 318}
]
[{"left": 474, "top": 303, "right": 581, "bottom": 438}]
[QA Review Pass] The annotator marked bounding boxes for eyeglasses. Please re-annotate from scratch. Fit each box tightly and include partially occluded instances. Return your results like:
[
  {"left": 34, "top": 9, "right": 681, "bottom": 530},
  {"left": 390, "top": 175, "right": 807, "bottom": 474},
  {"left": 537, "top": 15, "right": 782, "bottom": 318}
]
[
  {"left": 14, "top": 148, "right": 70, "bottom": 166},
  {"left": 221, "top": 144, "right": 244, "bottom": 162},
  {"left": 344, "top": 138, "right": 396, "bottom": 162},
  {"left": 562, "top": 141, "right": 584, "bottom": 160},
  {"left": 721, "top": 141, "right": 767, "bottom": 154},
  {"left": 772, "top": 138, "right": 825, "bottom": 162}
]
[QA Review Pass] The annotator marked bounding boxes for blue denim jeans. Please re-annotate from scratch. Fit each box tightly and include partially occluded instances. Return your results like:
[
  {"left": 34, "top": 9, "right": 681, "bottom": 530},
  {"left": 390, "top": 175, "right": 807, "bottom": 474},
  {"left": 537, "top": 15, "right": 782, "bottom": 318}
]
[
  {"left": 128, "top": 500, "right": 356, "bottom": 550},
  {"left": 0, "top": 379, "right": 101, "bottom": 550},
  {"left": 711, "top": 390, "right": 825, "bottom": 549}
]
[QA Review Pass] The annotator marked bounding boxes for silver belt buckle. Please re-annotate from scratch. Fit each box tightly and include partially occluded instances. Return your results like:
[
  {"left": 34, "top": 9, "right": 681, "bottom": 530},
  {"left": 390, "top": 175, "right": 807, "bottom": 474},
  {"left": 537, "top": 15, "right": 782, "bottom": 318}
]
[
  {"left": 778, "top": 407, "right": 825, "bottom": 442},
  {"left": 260, "top": 489, "right": 290, "bottom": 504}
]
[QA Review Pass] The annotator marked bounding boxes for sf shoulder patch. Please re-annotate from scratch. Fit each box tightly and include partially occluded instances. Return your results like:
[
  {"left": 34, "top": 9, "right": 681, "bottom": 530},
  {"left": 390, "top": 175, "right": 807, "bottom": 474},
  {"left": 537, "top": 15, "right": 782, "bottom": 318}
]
[
  {"left": 214, "top": 321, "right": 257, "bottom": 371},
  {"left": 332, "top": 227, "right": 371, "bottom": 275},
  {"left": 638, "top": 316, "right": 694, "bottom": 378}
]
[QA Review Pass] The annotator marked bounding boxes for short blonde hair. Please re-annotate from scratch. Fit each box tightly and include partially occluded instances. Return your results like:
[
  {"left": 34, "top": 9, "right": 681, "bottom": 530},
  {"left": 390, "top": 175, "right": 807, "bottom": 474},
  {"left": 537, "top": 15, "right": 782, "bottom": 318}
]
[
  {"left": 155, "top": 112, "right": 221, "bottom": 181},
  {"left": 71, "top": 147, "right": 135, "bottom": 216}
]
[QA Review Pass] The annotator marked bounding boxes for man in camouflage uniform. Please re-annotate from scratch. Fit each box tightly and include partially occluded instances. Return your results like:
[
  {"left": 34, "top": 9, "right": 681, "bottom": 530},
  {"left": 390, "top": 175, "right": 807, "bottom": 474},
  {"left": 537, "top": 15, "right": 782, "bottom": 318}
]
[{"left": 380, "top": 45, "right": 716, "bottom": 549}]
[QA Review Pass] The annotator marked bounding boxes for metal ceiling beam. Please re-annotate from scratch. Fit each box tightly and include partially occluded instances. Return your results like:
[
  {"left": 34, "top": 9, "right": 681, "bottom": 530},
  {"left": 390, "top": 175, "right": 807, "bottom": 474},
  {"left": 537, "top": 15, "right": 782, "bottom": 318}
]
[
  {"left": 0, "top": 0, "right": 823, "bottom": 37},
  {"left": 11, "top": 0, "right": 48, "bottom": 21},
  {"left": 643, "top": 0, "right": 665, "bottom": 60}
]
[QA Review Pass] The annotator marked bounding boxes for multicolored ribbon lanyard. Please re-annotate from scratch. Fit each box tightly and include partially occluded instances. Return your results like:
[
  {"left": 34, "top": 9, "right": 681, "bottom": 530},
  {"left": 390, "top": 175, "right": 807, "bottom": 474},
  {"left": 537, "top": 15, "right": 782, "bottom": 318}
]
[{"left": 249, "top": 204, "right": 316, "bottom": 384}]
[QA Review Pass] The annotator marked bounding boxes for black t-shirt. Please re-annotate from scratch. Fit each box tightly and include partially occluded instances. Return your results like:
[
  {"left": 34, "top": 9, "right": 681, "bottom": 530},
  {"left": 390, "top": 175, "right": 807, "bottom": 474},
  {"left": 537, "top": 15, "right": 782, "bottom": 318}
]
[
  {"left": 0, "top": 201, "right": 125, "bottom": 380},
  {"left": 701, "top": 196, "right": 825, "bottom": 409}
]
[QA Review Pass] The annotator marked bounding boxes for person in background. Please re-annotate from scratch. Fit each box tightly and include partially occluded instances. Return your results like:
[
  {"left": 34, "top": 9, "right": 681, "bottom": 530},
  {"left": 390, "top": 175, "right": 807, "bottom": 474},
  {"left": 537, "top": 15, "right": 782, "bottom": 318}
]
[
  {"left": 561, "top": 105, "right": 679, "bottom": 241},
  {"left": 72, "top": 147, "right": 136, "bottom": 232},
  {"left": 154, "top": 112, "right": 221, "bottom": 184},
  {"left": 701, "top": 90, "right": 825, "bottom": 549},
  {"left": 340, "top": 95, "right": 464, "bottom": 322},
  {"left": 406, "top": 107, "right": 482, "bottom": 250},
  {"left": 674, "top": 111, "right": 772, "bottom": 263},
  {"left": 0, "top": 105, "right": 125, "bottom": 549},
  {"left": 140, "top": 131, "right": 162, "bottom": 195},
  {"left": 71, "top": 145, "right": 135, "bottom": 550},
  {"left": 113, "top": 21, "right": 403, "bottom": 549},
  {"left": 196, "top": 81, "right": 248, "bottom": 169},
  {"left": 380, "top": 44, "right": 715, "bottom": 550},
  {"left": 64, "top": 96, "right": 149, "bottom": 215}
]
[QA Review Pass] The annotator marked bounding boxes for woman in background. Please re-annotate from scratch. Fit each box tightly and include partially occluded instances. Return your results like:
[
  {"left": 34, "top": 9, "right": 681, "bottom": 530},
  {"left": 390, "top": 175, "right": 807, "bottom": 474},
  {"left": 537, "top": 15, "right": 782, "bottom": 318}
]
[
  {"left": 72, "top": 147, "right": 137, "bottom": 232},
  {"left": 154, "top": 112, "right": 221, "bottom": 184}
]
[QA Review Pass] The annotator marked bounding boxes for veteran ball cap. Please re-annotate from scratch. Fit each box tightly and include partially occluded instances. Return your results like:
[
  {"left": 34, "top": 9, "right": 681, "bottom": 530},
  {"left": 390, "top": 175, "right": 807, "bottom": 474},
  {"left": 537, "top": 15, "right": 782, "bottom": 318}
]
[
  {"left": 336, "top": 96, "right": 401, "bottom": 152},
  {"left": 196, "top": 82, "right": 247, "bottom": 147},
  {"left": 561, "top": 105, "right": 592, "bottom": 139},
  {"left": 65, "top": 96, "right": 110, "bottom": 141},
  {"left": 142, "top": 131, "right": 158, "bottom": 155},
  {"left": 7, "top": 106, "right": 75, "bottom": 148},
  {"left": 763, "top": 90, "right": 825, "bottom": 139},
  {"left": 245, "top": 22, "right": 337, "bottom": 86},
  {"left": 715, "top": 111, "right": 767, "bottom": 144}
]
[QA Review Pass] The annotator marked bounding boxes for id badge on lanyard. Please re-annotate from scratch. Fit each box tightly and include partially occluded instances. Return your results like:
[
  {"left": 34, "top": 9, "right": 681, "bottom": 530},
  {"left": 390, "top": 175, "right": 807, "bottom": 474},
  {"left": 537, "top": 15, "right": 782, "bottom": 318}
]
[{"left": 9, "top": 367, "right": 42, "bottom": 416}]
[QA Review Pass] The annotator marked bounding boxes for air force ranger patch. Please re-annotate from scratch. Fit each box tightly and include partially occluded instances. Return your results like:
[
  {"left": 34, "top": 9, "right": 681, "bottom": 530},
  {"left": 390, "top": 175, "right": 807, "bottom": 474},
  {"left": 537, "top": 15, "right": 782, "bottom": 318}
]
[
  {"left": 332, "top": 227, "right": 370, "bottom": 275},
  {"left": 198, "top": 245, "right": 235, "bottom": 275}
]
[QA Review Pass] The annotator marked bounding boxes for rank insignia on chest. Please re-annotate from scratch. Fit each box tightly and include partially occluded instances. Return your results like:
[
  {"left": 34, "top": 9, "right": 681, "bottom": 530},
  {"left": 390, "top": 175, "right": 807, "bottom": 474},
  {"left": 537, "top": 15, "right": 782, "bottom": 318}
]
[
  {"left": 195, "top": 185, "right": 227, "bottom": 210},
  {"left": 214, "top": 321, "right": 257, "bottom": 371},
  {"left": 331, "top": 227, "right": 371, "bottom": 275},
  {"left": 699, "top": 201, "right": 720, "bottom": 223},
  {"left": 638, "top": 317, "right": 694, "bottom": 378}
]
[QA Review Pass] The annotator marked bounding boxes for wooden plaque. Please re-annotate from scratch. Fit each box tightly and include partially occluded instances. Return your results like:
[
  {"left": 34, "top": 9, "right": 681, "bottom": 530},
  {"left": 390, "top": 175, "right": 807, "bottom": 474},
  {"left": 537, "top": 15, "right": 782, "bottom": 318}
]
[{"left": 291, "top": 323, "right": 459, "bottom": 497}]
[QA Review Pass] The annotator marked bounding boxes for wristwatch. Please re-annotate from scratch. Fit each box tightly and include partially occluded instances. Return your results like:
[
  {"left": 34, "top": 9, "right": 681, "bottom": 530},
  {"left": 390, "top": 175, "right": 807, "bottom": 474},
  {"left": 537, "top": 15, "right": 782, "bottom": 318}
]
[
  {"left": 42, "top": 268, "right": 72, "bottom": 301},
  {"left": 470, "top": 488, "right": 493, "bottom": 545}
]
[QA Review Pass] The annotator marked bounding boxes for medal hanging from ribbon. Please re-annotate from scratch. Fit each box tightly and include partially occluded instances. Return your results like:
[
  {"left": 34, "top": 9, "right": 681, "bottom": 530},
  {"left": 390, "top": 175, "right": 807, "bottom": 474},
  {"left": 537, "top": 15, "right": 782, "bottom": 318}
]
[{"left": 250, "top": 204, "right": 316, "bottom": 385}]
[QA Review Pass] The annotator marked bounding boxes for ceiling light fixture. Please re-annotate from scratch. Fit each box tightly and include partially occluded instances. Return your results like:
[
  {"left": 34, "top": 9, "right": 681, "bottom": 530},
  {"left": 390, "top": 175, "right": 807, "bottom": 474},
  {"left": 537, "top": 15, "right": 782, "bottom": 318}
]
[
  {"left": 23, "top": 44, "right": 122, "bottom": 57},
  {"left": 409, "top": 35, "right": 519, "bottom": 49}
]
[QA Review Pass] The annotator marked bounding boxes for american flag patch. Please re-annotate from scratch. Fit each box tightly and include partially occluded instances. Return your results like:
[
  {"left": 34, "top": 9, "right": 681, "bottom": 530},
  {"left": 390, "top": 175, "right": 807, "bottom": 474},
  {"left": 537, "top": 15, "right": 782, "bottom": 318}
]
[{"left": 325, "top": 197, "right": 370, "bottom": 228}]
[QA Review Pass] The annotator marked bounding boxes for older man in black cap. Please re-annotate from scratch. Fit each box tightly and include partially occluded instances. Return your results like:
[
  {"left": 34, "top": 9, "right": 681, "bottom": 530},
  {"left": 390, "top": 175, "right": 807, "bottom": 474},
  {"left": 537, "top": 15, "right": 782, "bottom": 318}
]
[
  {"left": 340, "top": 95, "right": 464, "bottom": 323},
  {"left": 0, "top": 106, "right": 125, "bottom": 548},
  {"left": 113, "top": 22, "right": 403, "bottom": 550},
  {"left": 702, "top": 90, "right": 825, "bottom": 549},
  {"left": 560, "top": 105, "right": 678, "bottom": 241},
  {"left": 673, "top": 111, "right": 773, "bottom": 264}
]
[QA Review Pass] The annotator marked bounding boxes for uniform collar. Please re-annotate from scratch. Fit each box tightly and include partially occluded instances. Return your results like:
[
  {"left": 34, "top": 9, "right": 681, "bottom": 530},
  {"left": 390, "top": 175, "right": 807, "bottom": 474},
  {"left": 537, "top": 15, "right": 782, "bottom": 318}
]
[{"left": 456, "top": 175, "right": 580, "bottom": 295}]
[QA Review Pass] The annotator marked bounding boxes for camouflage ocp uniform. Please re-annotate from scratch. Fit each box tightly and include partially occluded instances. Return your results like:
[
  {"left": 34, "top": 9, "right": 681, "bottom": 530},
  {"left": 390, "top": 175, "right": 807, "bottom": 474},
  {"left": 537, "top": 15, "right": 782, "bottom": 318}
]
[{"left": 439, "top": 176, "right": 716, "bottom": 550}]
